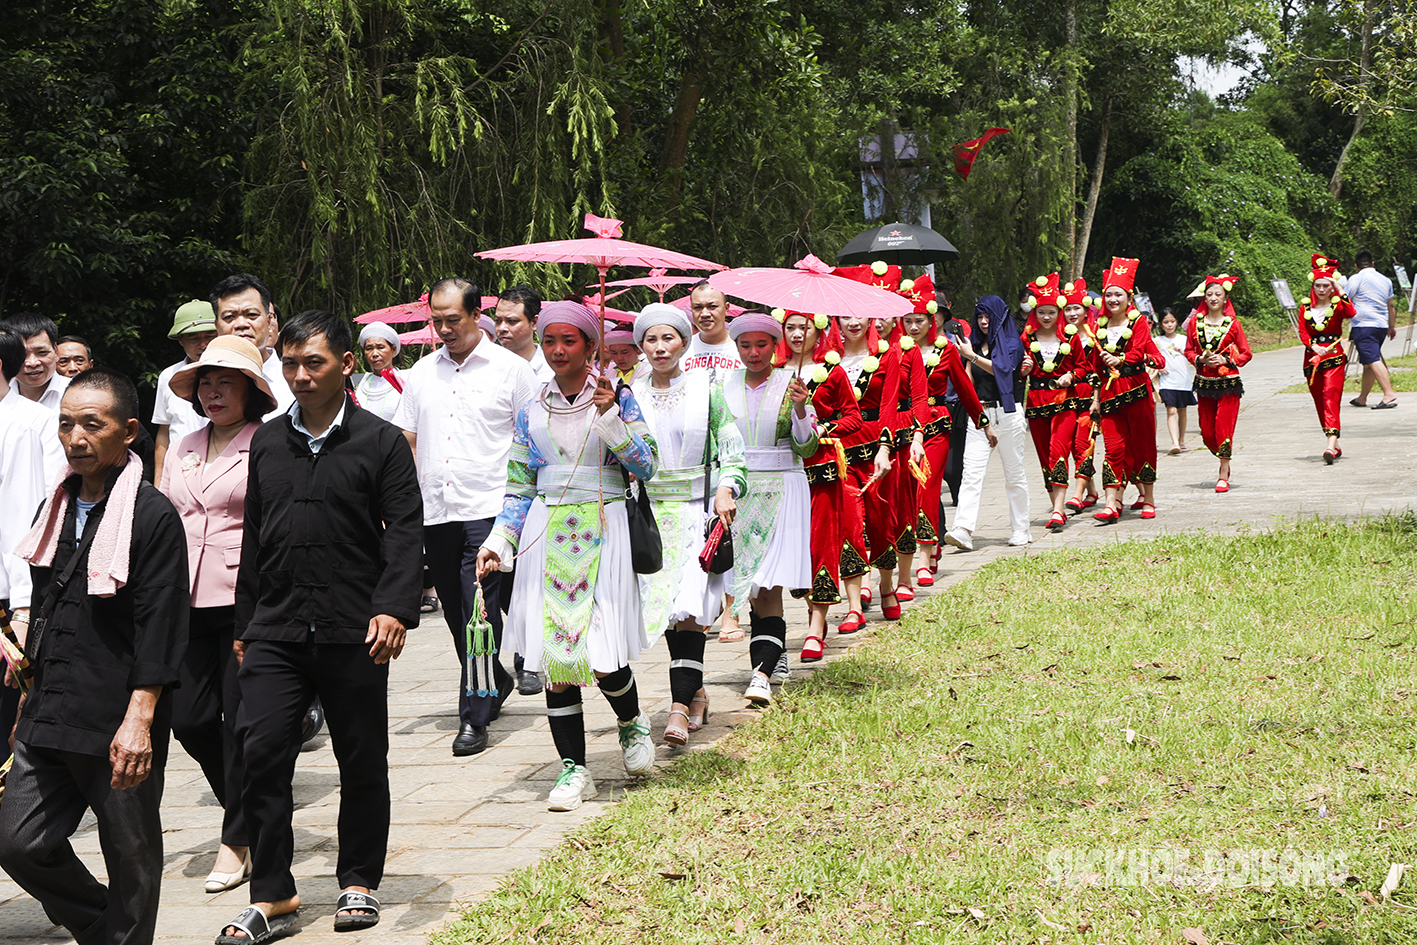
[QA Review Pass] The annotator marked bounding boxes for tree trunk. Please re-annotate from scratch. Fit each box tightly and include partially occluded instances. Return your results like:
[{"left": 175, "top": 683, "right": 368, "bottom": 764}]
[
  {"left": 595, "top": 0, "right": 630, "bottom": 138},
  {"left": 1064, "top": 0, "right": 1079, "bottom": 277},
  {"left": 1329, "top": 0, "right": 1375, "bottom": 200},
  {"left": 1075, "top": 97, "right": 1112, "bottom": 279},
  {"left": 659, "top": 62, "right": 710, "bottom": 201}
]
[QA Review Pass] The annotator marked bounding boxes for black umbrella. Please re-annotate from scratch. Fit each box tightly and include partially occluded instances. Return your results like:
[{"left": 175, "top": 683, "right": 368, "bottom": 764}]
[{"left": 836, "top": 221, "right": 960, "bottom": 266}]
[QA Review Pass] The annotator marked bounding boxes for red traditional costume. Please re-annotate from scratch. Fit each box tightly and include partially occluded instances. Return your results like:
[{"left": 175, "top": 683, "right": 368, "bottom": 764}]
[
  {"left": 1295, "top": 254, "right": 1356, "bottom": 442},
  {"left": 917, "top": 310, "right": 985, "bottom": 548},
  {"left": 797, "top": 349, "right": 866, "bottom": 604},
  {"left": 1094, "top": 257, "right": 1163, "bottom": 488},
  {"left": 1062, "top": 279, "right": 1100, "bottom": 490},
  {"left": 1019, "top": 273, "right": 1090, "bottom": 491},
  {"left": 1184, "top": 274, "right": 1253, "bottom": 460}
]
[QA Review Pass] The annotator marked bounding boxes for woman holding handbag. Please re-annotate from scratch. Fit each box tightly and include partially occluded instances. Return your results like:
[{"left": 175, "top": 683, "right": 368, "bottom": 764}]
[
  {"left": 476, "top": 302, "right": 659, "bottom": 811},
  {"left": 630, "top": 304, "right": 746, "bottom": 747}
]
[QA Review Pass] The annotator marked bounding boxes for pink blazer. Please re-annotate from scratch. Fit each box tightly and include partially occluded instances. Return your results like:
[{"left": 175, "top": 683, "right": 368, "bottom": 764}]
[{"left": 159, "top": 422, "right": 258, "bottom": 609}]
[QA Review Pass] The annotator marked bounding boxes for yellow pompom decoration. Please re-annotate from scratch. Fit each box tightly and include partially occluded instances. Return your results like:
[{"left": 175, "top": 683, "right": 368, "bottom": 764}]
[
  {"left": 853, "top": 387, "right": 862, "bottom": 399},
  {"left": 934, "top": 336, "right": 947, "bottom": 349},
  {"left": 1308, "top": 272, "right": 1316, "bottom": 282},
  {"left": 771, "top": 307, "right": 787, "bottom": 321},
  {"left": 1055, "top": 294, "right": 1067, "bottom": 307},
  {"left": 901, "top": 337, "right": 915, "bottom": 351},
  {"left": 810, "top": 366, "right": 829, "bottom": 385},
  {"left": 1034, "top": 276, "right": 1047, "bottom": 287},
  {"left": 1030, "top": 341, "right": 1042, "bottom": 353},
  {"left": 1059, "top": 342, "right": 1071, "bottom": 355},
  {"left": 863, "top": 355, "right": 880, "bottom": 372},
  {"left": 1316, "top": 257, "right": 1327, "bottom": 266},
  {"left": 899, "top": 278, "right": 915, "bottom": 292},
  {"left": 1121, "top": 328, "right": 1133, "bottom": 339},
  {"left": 825, "top": 351, "right": 841, "bottom": 365},
  {"left": 871, "top": 261, "right": 888, "bottom": 276},
  {"left": 1042, "top": 361, "right": 1056, "bottom": 372},
  {"left": 926, "top": 300, "right": 938, "bottom": 314},
  {"left": 1064, "top": 324, "right": 1078, "bottom": 336},
  {"left": 925, "top": 353, "right": 940, "bottom": 368},
  {"left": 877, "top": 340, "right": 889, "bottom": 354},
  {"left": 1098, "top": 316, "right": 1109, "bottom": 327},
  {"left": 1221, "top": 280, "right": 1234, "bottom": 292},
  {"left": 813, "top": 313, "right": 829, "bottom": 329},
  {"left": 1064, "top": 281, "right": 1075, "bottom": 293}
]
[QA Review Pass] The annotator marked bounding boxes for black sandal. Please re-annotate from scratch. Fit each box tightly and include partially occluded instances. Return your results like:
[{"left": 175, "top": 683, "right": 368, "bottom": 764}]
[
  {"left": 333, "top": 891, "right": 380, "bottom": 932},
  {"left": 420, "top": 596, "right": 440, "bottom": 614},
  {"left": 215, "top": 906, "right": 298, "bottom": 945}
]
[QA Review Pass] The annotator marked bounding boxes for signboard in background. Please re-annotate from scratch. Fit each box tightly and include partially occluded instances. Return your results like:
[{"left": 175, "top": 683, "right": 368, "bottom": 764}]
[
  {"left": 1271, "top": 278, "right": 1297, "bottom": 310},
  {"left": 1133, "top": 292, "right": 1154, "bottom": 317},
  {"left": 1394, "top": 264, "right": 1411, "bottom": 292}
]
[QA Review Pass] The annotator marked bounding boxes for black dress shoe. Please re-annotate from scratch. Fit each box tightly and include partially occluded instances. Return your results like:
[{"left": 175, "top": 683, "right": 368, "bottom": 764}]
[
  {"left": 517, "top": 670, "right": 544, "bottom": 696},
  {"left": 451, "top": 722, "right": 488, "bottom": 757}
]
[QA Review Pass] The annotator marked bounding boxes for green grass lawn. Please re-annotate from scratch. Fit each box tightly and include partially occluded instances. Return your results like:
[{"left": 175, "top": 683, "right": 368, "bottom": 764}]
[
  {"left": 433, "top": 517, "right": 1417, "bottom": 944},
  {"left": 1279, "top": 365, "right": 1417, "bottom": 395}
]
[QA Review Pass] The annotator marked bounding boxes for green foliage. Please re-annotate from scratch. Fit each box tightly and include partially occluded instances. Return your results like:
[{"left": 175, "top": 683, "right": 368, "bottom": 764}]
[
  {"left": 1340, "top": 113, "right": 1417, "bottom": 266},
  {"left": 1095, "top": 110, "right": 1333, "bottom": 325}
]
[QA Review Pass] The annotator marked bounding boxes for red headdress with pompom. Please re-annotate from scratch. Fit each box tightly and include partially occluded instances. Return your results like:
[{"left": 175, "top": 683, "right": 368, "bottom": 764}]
[
  {"left": 1102, "top": 257, "right": 1139, "bottom": 295},
  {"left": 1192, "top": 273, "right": 1238, "bottom": 321}
]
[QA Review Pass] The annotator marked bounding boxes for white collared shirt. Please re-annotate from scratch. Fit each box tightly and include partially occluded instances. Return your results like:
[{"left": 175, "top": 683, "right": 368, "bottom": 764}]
[
  {"left": 262, "top": 350, "right": 296, "bottom": 420},
  {"left": 527, "top": 346, "right": 556, "bottom": 384},
  {"left": 152, "top": 358, "right": 210, "bottom": 444},
  {"left": 393, "top": 338, "right": 537, "bottom": 524},
  {"left": 288, "top": 399, "right": 347, "bottom": 454},
  {"left": 8, "top": 373, "right": 70, "bottom": 414},
  {"left": 0, "top": 389, "right": 57, "bottom": 607}
]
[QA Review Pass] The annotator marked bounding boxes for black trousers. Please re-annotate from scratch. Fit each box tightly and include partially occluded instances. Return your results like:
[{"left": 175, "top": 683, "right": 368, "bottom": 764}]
[
  {"left": 944, "top": 400, "right": 967, "bottom": 506},
  {"left": 0, "top": 597, "right": 16, "bottom": 767},
  {"left": 424, "top": 519, "right": 511, "bottom": 725},
  {"left": 171, "top": 604, "right": 246, "bottom": 847},
  {"left": 0, "top": 738, "right": 169, "bottom": 945},
  {"left": 236, "top": 639, "right": 389, "bottom": 903}
]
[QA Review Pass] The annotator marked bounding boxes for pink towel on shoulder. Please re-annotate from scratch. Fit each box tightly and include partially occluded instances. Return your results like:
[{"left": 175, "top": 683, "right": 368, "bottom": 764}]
[{"left": 13, "top": 451, "right": 143, "bottom": 598}]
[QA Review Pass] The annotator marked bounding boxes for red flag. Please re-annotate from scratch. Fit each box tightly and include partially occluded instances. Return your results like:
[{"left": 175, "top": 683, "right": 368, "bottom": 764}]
[{"left": 950, "top": 128, "right": 1011, "bottom": 180}]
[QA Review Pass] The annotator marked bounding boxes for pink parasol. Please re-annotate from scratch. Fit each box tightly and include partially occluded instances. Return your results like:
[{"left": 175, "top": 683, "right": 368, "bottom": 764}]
[
  {"left": 709, "top": 254, "right": 914, "bottom": 319},
  {"left": 476, "top": 213, "right": 724, "bottom": 365},
  {"left": 355, "top": 293, "right": 498, "bottom": 324},
  {"left": 594, "top": 268, "right": 703, "bottom": 303},
  {"left": 397, "top": 324, "right": 440, "bottom": 346}
]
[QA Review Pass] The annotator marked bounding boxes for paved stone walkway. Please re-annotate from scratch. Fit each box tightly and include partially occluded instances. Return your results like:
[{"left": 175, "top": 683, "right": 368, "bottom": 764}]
[{"left": 2, "top": 346, "right": 1413, "bottom": 945}]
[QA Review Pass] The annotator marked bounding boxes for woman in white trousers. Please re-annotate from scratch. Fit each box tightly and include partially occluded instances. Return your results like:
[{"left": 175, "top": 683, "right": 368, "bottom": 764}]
[{"left": 947, "top": 296, "right": 1033, "bottom": 549}]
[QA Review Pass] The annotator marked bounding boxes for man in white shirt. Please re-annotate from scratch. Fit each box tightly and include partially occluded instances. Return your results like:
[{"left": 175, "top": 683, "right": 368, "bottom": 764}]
[
  {"left": 1, "top": 313, "right": 71, "bottom": 413},
  {"left": 0, "top": 324, "right": 55, "bottom": 767},
  {"left": 152, "top": 299, "right": 219, "bottom": 481},
  {"left": 210, "top": 274, "right": 296, "bottom": 419},
  {"left": 394, "top": 277, "right": 537, "bottom": 756},
  {"left": 494, "top": 285, "right": 554, "bottom": 383},
  {"left": 1346, "top": 251, "right": 1399, "bottom": 408},
  {"left": 680, "top": 282, "right": 744, "bottom": 374}
]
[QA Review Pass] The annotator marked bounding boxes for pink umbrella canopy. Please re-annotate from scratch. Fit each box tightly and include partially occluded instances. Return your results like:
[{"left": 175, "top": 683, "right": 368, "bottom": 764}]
[
  {"left": 355, "top": 294, "right": 498, "bottom": 324},
  {"left": 397, "top": 324, "right": 440, "bottom": 345},
  {"left": 709, "top": 254, "right": 914, "bottom": 319},
  {"left": 595, "top": 268, "right": 703, "bottom": 303}
]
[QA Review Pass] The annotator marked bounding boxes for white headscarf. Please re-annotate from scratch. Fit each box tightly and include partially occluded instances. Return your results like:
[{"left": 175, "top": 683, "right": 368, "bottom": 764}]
[{"left": 358, "top": 321, "right": 401, "bottom": 354}]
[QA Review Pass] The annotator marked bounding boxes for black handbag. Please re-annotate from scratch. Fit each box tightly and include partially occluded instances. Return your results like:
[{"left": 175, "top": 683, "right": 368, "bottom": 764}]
[
  {"left": 700, "top": 393, "right": 734, "bottom": 575},
  {"left": 617, "top": 382, "right": 663, "bottom": 575}
]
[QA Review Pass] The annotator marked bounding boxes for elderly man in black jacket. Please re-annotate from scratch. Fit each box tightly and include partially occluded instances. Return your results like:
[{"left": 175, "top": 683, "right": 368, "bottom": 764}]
[
  {"left": 217, "top": 309, "right": 422, "bottom": 943},
  {"left": 0, "top": 368, "right": 190, "bottom": 945}
]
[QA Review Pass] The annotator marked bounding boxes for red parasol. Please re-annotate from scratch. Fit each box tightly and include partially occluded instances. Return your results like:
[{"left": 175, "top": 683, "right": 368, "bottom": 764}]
[
  {"left": 708, "top": 254, "right": 914, "bottom": 319},
  {"left": 476, "top": 213, "right": 724, "bottom": 365}
]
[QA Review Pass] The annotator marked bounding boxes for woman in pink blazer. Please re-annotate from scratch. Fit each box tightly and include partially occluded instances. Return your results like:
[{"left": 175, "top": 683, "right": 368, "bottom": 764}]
[{"left": 160, "top": 336, "right": 277, "bottom": 895}]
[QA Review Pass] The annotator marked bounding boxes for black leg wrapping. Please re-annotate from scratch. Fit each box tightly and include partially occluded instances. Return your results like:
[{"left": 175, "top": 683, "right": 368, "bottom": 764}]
[
  {"left": 748, "top": 615, "right": 787, "bottom": 676},
  {"left": 596, "top": 665, "right": 640, "bottom": 723},
  {"left": 545, "top": 687, "right": 586, "bottom": 767},
  {"left": 666, "top": 629, "right": 707, "bottom": 705}
]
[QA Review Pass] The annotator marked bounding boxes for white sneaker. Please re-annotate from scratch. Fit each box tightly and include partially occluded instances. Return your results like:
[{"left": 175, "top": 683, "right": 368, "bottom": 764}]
[
  {"left": 618, "top": 713, "right": 656, "bottom": 776},
  {"left": 547, "top": 759, "right": 597, "bottom": 811},
  {"left": 770, "top": 653, "right": 791, "bottom": 684},
  {"left": 744, "top": 672, "right": 772, "bottom": 705},
  {"left": 944, "top": 528, "right": 974, "bottom": 551},
  {"left": 1007, "top": 532, "right": 1034, "bottom": 546}
]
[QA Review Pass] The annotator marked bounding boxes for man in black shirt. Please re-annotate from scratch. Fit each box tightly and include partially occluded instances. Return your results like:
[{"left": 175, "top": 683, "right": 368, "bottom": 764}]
[
  {"left": 219, "top": 310, "right": 422, "bottom": 942},
  {"left": 0, "top": 368, "right": 189, "bottom": 945}
]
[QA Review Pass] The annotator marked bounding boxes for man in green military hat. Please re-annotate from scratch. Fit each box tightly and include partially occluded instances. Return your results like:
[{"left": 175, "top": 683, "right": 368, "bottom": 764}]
[{"left": 152, "top": 299, "right": 218, "bottom": 480}]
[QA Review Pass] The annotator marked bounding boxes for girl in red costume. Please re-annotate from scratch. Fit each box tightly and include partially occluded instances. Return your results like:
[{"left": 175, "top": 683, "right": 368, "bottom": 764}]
[
  {"left": 1060, "top": 280, "right": 1100, "bottom": 514},
  {"left": 1091, "top": 257, "right": 1164, "bottom": 523},
  {"left": 777, "top": 311, "right": 868, "bottom": 658},
  {"left": 885, "top": 278, "right": 930, "bottom": 604},
  {"left": 1018, "top": 273, "right": 1089, "bottom": 530},
  {"left": 1185, "top": 274, "right": 1253, "bottom": 492},
  {"left": 1296, "top": 254, "right": 1356, "bottom": 463},
  {"left": 900, "top": 279, "right": 989, "bottom": 585},
  {"left": 822, "top": 308, "right": 903, "bottom": 622}
]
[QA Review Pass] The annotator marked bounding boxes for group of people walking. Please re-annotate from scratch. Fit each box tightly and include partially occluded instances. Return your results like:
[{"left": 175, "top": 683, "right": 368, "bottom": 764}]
[{"left": 0, "top": 245, "right": 1398, "bottom": 945}]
